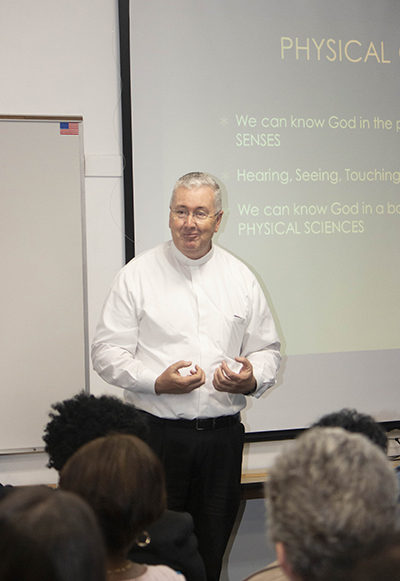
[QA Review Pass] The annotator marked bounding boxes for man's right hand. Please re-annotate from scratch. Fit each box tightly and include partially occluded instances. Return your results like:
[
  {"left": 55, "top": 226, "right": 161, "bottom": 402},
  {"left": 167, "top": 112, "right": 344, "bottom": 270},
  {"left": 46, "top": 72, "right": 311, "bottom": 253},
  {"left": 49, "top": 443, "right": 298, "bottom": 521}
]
[{"left": 155, "top": 361, "right": 206, "bottom": 394}]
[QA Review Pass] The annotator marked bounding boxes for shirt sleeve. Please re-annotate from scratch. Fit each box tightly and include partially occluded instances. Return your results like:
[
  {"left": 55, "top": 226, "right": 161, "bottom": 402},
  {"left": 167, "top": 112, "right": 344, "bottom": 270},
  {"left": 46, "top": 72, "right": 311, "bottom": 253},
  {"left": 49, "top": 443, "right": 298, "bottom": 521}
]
[
  {"left": 91, "top": 270, "right": 158, "bottom": 395},
  {"left": 240, "top": 277, "right": 281, "bottom": 398}
]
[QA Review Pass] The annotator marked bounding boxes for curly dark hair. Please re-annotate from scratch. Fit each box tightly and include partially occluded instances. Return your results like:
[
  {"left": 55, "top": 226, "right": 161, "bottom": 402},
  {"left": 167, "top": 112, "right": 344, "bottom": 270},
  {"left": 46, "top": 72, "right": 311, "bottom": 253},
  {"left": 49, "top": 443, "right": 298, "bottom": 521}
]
[
  {"left": 311, "top": 408, "right": 388, "bottom": 453},
  {"left": 43, "top": 392, "right": 150, "bottom": 471}
]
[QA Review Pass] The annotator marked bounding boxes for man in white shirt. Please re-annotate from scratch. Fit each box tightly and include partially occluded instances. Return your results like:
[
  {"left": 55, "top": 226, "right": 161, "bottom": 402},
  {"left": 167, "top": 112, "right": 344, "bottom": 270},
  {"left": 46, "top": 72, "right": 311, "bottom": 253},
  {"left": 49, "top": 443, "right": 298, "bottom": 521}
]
[{"left": 92, "top": 172, "right": 281, "bottom": 581}]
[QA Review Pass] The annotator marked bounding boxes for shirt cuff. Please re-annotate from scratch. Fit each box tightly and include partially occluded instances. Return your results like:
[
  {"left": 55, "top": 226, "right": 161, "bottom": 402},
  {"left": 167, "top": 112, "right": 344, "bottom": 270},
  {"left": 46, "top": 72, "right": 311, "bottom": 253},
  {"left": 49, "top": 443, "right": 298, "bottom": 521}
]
[{"left": 135, "top": 368, "right": 159, "bottom": 395}]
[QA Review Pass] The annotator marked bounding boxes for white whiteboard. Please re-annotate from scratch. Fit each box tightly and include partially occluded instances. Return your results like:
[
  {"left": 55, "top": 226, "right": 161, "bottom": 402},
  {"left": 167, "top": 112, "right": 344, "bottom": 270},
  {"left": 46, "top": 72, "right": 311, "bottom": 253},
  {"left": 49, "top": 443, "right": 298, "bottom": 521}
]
[{"left": 0, "top": 117, "right": 88, "bottom": 451}]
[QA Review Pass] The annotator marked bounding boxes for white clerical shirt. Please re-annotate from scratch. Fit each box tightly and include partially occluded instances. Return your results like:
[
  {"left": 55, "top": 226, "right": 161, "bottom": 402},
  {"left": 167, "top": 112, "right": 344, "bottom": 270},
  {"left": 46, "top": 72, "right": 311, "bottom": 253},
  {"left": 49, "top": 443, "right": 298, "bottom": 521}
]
[{"left": 91, "top": 241, "right": 281, "bottom": 420}]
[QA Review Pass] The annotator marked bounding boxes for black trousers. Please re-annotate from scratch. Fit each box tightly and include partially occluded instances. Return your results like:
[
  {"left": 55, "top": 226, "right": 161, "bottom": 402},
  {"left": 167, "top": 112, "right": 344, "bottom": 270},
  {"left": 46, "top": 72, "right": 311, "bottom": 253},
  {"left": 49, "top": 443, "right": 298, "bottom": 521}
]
[{"left": 144, "top": 412, "right": 245, "bottom": 581}]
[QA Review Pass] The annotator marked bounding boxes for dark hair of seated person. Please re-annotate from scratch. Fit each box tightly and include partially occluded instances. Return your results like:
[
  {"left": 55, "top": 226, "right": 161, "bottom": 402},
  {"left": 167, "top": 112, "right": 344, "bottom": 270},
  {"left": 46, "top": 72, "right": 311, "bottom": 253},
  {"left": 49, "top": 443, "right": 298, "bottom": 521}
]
[
  {"left": 0, "top": 485, "right": 106, "bottom": 581},
  {"left": 311, "top": 408, "right": 388, "bottom": 453},
  {"left": 59, "top": 433, "right": 166, "bottom": 571},
  {"left": 43, "top": 392, "right": 150, "bottom": 471},
  {"left": 42, "top": 392, "right": 206, "bottom": 581}
]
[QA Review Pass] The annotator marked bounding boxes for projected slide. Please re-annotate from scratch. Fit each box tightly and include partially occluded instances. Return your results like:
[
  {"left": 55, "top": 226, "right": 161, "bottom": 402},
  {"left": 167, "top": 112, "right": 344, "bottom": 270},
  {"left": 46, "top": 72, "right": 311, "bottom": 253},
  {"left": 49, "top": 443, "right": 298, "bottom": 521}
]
[{"left": 129, "top": 0, "right": 400, "bottom": 431}]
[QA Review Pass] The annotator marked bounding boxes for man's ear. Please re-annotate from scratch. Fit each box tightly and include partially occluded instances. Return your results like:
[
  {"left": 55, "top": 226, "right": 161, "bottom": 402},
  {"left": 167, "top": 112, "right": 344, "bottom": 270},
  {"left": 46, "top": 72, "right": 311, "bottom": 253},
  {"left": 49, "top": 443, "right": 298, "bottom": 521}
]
[
  {"left": 275, "top": 542, "right": 301, "bottom": 581},
  {"left": 214, "top": 210, "right": 223, "bottom": 233}
]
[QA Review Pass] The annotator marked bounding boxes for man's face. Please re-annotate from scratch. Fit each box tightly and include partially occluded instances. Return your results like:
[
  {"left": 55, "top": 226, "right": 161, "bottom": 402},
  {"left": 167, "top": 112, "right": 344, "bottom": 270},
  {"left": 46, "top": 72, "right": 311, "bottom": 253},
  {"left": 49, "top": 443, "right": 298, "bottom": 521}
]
[{"left": 169, "top": 186, "right": 223, "bottom": 259}]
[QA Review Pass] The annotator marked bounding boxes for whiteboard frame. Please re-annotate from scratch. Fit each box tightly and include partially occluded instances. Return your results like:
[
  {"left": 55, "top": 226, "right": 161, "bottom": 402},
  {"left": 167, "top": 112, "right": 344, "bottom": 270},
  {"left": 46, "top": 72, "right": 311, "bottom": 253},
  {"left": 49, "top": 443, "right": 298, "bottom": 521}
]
[{"left": 0, "top": 115, "right": 89, "bottom": 454}]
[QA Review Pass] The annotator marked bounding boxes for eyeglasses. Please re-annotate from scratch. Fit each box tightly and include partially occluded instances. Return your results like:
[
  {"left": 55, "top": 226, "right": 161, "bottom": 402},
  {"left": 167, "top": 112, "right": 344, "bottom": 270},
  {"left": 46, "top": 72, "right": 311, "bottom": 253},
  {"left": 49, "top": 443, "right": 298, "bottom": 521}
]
[{"left": 170, "top": 209, "right": 221, "bottom": 223}]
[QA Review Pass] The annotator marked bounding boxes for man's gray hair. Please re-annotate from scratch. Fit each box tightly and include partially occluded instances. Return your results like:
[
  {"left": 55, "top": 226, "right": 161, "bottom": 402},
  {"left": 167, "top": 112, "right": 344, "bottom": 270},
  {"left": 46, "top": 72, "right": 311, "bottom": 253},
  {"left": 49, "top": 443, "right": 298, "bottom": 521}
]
[
  {"left": 170, "top": 172, "right": 222, "bottom": 213},
  {"left": 265, "top": 427, "right": 399, "bottom": 581}
]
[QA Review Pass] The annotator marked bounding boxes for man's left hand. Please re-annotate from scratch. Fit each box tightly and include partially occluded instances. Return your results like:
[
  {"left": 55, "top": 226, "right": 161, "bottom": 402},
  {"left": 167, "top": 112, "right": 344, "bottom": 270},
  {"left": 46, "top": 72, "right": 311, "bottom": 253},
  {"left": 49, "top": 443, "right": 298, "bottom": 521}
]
[{"left": 212, "top": 356, "right": 256, "bottom": 394}]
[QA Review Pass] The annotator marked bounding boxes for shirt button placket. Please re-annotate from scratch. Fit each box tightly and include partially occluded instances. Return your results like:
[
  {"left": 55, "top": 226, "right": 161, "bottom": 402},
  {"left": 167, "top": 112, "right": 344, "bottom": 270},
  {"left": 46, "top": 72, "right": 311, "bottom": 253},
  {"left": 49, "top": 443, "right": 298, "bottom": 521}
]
[{"left": 190, "top": 266, "right": 210, "bottom": 410}]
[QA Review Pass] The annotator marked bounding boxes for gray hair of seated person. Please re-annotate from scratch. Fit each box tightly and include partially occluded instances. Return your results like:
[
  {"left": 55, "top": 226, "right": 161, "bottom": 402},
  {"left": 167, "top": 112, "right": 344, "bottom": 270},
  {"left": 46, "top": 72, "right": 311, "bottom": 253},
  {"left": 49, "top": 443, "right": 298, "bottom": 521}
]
[
  {"left": 170, "top": 172, "right": 222, "bottom": 213},
  {"left": 265, "top": 427, "right": 400, "bottom": 581},
  {"left": 0, "top": 485, "right": 106, "bottom": 581}
]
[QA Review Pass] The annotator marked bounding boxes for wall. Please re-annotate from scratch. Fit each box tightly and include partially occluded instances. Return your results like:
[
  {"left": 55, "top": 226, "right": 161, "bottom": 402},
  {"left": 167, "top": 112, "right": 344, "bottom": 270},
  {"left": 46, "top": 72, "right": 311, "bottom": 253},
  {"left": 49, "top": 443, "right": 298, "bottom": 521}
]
[
  {"left": 0, "top": 0, "right": 126, "bottom": 485},
  {"left": 0, "top": 2, "right": 278, "bottom": 579},
  {"left": 1, "top": 0, "right": 126, "bottom": 328}
]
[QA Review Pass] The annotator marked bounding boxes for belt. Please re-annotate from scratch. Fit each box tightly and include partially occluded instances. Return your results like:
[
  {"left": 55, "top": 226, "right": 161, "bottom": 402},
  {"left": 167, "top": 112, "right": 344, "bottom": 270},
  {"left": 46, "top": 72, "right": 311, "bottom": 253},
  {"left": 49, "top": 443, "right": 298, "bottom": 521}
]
[{"left": 142, "top": 411, "right": 240, "bottom": 431}]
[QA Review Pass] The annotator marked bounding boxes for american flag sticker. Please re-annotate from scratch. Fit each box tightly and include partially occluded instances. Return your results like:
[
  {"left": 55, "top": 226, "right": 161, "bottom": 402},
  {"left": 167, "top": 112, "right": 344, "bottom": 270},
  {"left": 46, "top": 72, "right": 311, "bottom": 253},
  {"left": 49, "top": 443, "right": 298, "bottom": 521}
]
[{"left": 60, "top": 122, "right": 79, "bottom": 135}]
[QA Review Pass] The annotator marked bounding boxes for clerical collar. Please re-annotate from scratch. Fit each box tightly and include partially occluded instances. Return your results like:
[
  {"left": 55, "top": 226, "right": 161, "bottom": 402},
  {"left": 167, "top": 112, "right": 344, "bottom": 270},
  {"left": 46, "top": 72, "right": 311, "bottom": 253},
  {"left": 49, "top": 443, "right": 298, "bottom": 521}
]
[{"left": 170, "top": 241, "right": 214, "bottom": 266}]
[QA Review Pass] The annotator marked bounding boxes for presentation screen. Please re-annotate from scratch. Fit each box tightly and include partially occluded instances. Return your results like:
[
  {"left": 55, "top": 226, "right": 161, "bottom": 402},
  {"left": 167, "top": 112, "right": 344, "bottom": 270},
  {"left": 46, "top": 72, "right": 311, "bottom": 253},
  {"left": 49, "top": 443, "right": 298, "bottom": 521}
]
[{"left": 129, "top": 0, "right": 400, "bottom": 432}]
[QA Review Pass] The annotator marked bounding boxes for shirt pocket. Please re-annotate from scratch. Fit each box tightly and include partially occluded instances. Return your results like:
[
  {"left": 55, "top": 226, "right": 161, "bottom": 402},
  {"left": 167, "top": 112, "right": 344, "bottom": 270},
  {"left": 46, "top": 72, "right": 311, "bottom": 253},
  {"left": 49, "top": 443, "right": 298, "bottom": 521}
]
[{"left": 221, "top": 313, "right": 248, "bottom": 359}]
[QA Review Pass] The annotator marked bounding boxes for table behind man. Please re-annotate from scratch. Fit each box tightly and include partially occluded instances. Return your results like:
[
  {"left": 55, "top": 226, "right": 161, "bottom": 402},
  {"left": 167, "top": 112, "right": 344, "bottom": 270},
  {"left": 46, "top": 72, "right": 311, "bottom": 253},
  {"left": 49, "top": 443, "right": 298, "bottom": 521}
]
[{"left": 92, "top": 172, "right": 281, "bottom": 581}]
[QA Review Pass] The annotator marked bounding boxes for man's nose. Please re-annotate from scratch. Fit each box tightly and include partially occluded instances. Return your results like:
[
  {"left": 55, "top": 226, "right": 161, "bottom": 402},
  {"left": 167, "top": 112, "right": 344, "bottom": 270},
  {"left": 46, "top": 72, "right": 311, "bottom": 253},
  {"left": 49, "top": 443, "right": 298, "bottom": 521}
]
[{"left": 185, "top": 212, "right": 196, "bottom": 226}]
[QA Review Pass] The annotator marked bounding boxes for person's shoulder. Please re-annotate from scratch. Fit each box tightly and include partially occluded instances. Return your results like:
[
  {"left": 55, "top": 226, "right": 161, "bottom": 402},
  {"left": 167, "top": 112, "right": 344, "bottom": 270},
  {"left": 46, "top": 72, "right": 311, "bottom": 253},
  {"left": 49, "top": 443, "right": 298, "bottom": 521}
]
[
  {"left": 139, "top": 564, "right": 185, "bottom": 581},
  {"left": 214, "top": 245, "right": 246, "bottom": 266},
  {"left": 155, "top": 508, "right": 193, "bottom": 530},
  {"left": 124, "top": 243, "right": 166, "bottom": 269},
  {"left": 129, "top": 509, "right": 206, "bottom": 581},
  {"left": 114, "top": 243, "right": 167, "bottom": 282},
  {"left": 213, "top": 245, "right": 258, "bottom": 279},
  {"left": 147, "top": 509, "right": 194, "bottom": 542},
  {"left": 242, "top": 561, "right": 288, "bottom": 581}
]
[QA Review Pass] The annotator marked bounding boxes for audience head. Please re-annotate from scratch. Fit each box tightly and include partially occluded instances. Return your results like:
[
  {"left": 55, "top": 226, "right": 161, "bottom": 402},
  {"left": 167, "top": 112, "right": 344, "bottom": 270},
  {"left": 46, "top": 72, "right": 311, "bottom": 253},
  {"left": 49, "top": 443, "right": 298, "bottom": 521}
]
[
  {"left": 59, "top": 433, "right": 166, "bottom": 561},
  {"left": 265, "top": 427, "right": 399, "bottom": 581},
  {"left": 170, "top": 172, "right": 222, "bottom": 213},
  {"left": 43, "top": 392, "right": 149, "bottom": 471},
  {"left": 0, "top": 485, "right": 106, "bottom": 581},
  {"left": 311, "top": 408, "right": 388, "bottom": 453}
]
